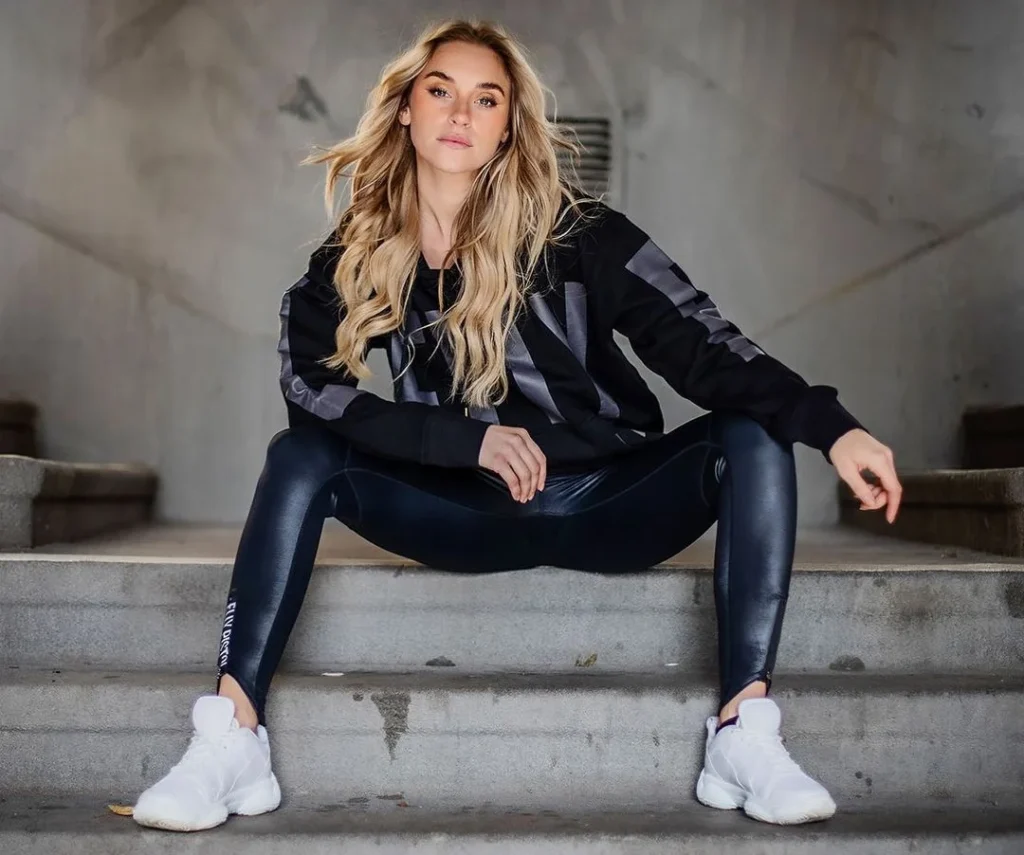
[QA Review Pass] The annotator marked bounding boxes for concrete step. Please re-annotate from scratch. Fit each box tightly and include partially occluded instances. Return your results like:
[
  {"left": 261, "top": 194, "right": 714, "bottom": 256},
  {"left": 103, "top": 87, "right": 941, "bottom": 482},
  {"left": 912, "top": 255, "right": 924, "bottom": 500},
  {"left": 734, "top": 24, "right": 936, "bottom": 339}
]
[
  {"left": 839, "top": 467, "right": 1024, "bottom": 558},
  {"left": 963, "top": 404, "right": 1024, "bottom": 469},
  {"left": 0, "top": 400, "right": 37, "bottom": 457},
  {"left": 2, "top": 798, "right": 1023, "bottom": 855},
  {"left": 2, "top": 669, "right": 1021, "bottom": 808},
  {"left": 0, "top": 455, "right": 157, "bottom": 549},
  {"left": 3, "top": 532, "right": 1023, "bottom": 673}
]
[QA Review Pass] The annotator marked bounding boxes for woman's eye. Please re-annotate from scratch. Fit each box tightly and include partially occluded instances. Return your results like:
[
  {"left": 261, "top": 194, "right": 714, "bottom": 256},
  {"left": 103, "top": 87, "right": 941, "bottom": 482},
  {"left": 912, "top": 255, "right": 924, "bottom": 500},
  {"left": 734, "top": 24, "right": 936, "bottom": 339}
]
[{"left": 428, "top": 87, "right": 498, "bottom": 108}]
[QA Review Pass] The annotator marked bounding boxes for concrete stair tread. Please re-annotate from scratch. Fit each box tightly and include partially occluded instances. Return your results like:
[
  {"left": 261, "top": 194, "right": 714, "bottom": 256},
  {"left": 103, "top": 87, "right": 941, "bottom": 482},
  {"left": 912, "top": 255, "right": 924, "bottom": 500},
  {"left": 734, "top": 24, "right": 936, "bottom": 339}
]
[
  {"left": 2, "top": 796, "right": 1024, "bottom": 851},
  {"left": 0, "top": 456, "right": 158, "bottom": 548},
  {"left": 5, "top": 666, "right": 1024, "bottom": 694},
  {"left": 14, "top": 521, "right": 1024, "bottom": 568},
  {"left": 0, "top": 455, "right": 157, "bottom": 498}
]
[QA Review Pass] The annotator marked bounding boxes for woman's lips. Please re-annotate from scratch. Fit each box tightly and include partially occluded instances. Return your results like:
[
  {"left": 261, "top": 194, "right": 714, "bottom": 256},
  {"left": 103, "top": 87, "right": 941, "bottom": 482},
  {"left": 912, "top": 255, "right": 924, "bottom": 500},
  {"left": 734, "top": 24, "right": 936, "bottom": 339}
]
[{"left": 439, "top": 138, "right": 471, "bottom": 148}]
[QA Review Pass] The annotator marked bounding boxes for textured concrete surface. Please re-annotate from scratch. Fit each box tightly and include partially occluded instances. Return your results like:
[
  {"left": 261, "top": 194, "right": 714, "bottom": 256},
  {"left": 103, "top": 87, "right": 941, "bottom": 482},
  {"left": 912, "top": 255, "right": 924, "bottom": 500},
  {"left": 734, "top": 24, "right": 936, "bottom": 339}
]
[
  {"left": 3, "top": 531, "right": 1023, "bottom": 673},
  {"left": 1, "top": 2, "right": 1023, "bottom": 524},
  {"left": 2, "top": 669, "right": 1022, "bottom": 807},
  {"left": 840, "top": 467, "right": 1024, "bottom": 556},
  {"left": 0, "top": 456, "right": 157, "bottom": 548},
  {"left": 2, "top": 798, "right": 1023, "bottom": 855}
]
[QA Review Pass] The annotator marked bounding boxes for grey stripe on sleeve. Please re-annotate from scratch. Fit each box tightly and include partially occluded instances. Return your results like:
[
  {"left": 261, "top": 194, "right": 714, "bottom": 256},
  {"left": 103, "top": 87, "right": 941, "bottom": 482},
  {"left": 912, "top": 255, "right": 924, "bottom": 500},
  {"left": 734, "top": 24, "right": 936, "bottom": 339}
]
[
  {"left": 278, "top": 283, "right": 366, "bottom": 419},
  {"left": 625, "top": 239, "right": 764, "bottom": 362}
]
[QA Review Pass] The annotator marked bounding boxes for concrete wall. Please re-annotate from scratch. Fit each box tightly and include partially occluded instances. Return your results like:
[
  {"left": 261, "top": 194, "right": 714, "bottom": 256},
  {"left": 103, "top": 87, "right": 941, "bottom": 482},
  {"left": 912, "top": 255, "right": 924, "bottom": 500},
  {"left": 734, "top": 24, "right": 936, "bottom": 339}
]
[{"left": 0, "top": 0, "right": 1021, "bottom": 525}]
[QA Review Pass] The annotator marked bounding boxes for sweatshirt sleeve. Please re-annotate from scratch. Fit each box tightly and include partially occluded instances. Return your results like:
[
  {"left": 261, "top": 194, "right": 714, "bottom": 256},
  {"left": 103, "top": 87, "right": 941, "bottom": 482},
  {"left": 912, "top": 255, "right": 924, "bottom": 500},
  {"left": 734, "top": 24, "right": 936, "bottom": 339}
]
[
  {"left": 583, "top": 205, "right": 864, "bottom": 461},
  {"left": 277, "top": 239, "right": 489, "bottom": 468}
]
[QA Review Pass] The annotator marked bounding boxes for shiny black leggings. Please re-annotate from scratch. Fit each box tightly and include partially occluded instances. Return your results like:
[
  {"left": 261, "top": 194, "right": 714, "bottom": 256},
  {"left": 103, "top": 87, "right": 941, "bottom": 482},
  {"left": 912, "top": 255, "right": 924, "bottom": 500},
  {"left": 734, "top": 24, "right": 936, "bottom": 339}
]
[{"left": 216, "top": 411, "right": 797, "bottom": 726}]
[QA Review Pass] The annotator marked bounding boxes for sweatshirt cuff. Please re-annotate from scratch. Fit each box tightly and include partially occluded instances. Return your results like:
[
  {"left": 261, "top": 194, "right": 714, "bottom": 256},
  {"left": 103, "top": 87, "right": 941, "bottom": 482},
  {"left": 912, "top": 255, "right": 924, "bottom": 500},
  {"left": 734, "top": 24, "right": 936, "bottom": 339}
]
[
  {"left": 422, "top": 410, "right": 491, "bottom": 468},
  {"left": 791, "top": 386, "right": 866, "bottom": 462}
]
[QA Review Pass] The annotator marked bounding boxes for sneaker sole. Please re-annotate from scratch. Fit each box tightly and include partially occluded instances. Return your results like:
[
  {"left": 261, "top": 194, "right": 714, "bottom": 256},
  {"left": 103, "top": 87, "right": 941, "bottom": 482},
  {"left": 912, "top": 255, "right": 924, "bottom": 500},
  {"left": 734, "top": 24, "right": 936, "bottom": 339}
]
[
  {"left": 133, "top": 774, "right": 281, "bottom": 832},
  {"left": 696, "top": 768, "right": 837, "bottom": 825}
]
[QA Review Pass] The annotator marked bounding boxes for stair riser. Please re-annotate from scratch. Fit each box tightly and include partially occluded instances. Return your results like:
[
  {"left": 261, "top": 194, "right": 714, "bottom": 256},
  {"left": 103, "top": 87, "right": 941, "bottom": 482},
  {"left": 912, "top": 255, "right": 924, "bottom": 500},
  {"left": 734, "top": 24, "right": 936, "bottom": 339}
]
[
  {"left": 841, "top": 504, "right": 1024, "bottom": 559},
  {"left": 2, "top": 677, "right": 1021, "bottom": 808},
  {"left": 3, "top": 562, "right": 1023, "bottom": 673}
]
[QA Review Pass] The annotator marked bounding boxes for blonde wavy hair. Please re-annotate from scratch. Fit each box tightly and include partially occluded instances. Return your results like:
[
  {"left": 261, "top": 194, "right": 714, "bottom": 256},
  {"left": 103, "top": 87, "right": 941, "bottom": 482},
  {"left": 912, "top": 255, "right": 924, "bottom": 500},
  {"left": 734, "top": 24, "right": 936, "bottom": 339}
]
[{"left": 304, "top": 18, "right": 601, "bottom": 409}]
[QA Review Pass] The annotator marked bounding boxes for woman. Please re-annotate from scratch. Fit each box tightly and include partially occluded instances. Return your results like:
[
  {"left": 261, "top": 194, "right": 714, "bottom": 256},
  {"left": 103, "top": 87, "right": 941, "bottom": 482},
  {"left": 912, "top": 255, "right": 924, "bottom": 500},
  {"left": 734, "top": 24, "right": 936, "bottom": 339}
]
[{"left": 132, "top": 18, "right": 901, "bottom": 832}]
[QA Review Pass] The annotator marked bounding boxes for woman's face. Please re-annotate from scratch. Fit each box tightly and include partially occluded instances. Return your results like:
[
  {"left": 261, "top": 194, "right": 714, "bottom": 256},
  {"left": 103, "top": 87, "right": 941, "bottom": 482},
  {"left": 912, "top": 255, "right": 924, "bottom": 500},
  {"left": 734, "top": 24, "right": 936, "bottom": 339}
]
[{"left": 399, "top": 41, "right": 511, "bottom": 176}]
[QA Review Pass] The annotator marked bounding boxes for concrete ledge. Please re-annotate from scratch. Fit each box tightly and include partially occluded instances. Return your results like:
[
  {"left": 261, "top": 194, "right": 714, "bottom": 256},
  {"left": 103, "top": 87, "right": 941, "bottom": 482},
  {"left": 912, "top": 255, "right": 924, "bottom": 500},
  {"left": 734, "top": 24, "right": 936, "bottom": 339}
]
[
  {"left": 0, "top": 400, "right": 37, "bottom": 457},
  {"left": 839, "top": 468, "right": 1024, "bottom": 557},
  {"left": 0, "top": 456, "right": 157, "bottom": 549}
]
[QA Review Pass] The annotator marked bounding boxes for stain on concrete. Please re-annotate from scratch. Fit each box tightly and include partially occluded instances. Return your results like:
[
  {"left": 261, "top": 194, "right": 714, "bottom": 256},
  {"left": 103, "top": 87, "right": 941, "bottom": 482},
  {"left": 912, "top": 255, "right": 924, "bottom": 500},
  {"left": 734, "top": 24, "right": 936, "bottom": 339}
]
[
  {"left": 352, "top": 693, "right": 364, "bottom": 702},
  {"left": 652, "top": 732, "right": 660, "bottom": 747},
  {"left": 855, "top": 771, "right": 863, "bottom": 779},
  {"left": 801, "top": 174, "right": 880, "bottom": 225},
  {"left": 377, "top": 793, "right": 405, "bottom": 801},
  {"left": 873, "top": 577, "right": 888, "bottom": 587},
  {"left": 425, "top": 656, "right": 456, "bottom": 667},
  {"left": 892, "top": 587, "right": 939, "bottom": 630},
  {"left": 692, "top": 579, "right": 703, "bottom": 606},
  {"left": 575, "top": 653, "right": 598, "bottom": 668},
  {"left": 830, "top": 655, "right": 866, "bottom": 672},
  {"left": 1005, "top": 579, "right": 1024, "bottom": 618},
  {"left": 966, "top": 103, "right": 986, "bottom": 119},
  {"left": 279, "top": 76, "right": 330, "bottom": 123},
  {"left": 347, "top": 796, "right": 370, "bottom": 804},
  {"left": 370, "top": 691, "right": 410, "bottom": 760},
  {"left": 586, "top": 732, "right": 594, "bottom": 746}
]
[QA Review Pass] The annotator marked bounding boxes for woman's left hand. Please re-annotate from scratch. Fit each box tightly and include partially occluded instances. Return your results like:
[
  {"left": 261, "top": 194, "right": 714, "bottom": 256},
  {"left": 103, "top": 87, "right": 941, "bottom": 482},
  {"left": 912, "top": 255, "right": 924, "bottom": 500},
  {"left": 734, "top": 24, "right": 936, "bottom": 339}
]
[{"left": 829, "top": 428, "right": 903, "bottom": 524}]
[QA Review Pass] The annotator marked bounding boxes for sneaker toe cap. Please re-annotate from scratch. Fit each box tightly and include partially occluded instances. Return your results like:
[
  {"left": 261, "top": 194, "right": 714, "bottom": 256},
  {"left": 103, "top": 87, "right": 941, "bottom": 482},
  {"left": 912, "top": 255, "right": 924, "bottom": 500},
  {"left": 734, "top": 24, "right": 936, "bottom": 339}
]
[{"left": 133, "top": 789, "right": 226, "bottom": 831}]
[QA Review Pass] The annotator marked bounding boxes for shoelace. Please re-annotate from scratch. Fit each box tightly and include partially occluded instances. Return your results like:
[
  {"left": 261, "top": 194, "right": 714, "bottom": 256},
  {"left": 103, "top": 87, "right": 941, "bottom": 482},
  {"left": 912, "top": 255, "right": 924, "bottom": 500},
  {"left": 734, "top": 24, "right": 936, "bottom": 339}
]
[
  {"left": 740, "top": 729, "right": 806, "bottom": 776},
  {"left": 170, "top": 732, "right": 230, "bottom": 779}
]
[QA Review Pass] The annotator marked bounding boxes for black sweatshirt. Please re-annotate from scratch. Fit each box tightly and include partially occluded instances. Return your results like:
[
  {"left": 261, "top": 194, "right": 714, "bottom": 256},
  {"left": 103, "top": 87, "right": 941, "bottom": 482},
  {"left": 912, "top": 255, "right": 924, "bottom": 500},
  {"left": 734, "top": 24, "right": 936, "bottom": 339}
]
[{"left": 279, "top": 200, "right": 863, "bottom": 469}]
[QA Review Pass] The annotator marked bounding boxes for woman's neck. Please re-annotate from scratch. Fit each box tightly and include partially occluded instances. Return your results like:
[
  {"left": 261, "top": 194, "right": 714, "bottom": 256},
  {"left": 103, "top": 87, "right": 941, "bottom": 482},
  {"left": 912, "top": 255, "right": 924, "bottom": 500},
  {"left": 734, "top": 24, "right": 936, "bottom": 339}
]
[{"left": 416, "top": 161, "right": 473, "bottom": 253}]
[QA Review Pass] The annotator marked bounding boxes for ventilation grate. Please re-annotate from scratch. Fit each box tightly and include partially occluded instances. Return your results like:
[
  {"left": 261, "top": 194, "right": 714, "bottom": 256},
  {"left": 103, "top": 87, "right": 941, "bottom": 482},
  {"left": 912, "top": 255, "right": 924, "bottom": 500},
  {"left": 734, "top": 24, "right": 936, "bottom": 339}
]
[{"left": 551, "top": 116, "right": 612, "bottom": 198}]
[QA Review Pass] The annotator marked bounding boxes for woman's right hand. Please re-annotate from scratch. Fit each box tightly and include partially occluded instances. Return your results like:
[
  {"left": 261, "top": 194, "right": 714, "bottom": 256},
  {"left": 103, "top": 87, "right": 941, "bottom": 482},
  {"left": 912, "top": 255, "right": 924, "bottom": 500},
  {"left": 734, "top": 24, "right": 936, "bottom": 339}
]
[{"left": 478, "top": 425, "right": 547, "bottom": 502}]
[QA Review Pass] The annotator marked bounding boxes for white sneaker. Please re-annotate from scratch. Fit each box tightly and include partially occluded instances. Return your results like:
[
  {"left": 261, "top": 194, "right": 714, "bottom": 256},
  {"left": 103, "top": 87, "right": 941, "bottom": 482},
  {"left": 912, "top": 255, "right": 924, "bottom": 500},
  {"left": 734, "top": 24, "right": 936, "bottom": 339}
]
[
  {"left": 695, "top": 697, "right": 837, "bottom": 824},
  {"left": 132, "top": 695, "right": 281, "bottom": 832}
]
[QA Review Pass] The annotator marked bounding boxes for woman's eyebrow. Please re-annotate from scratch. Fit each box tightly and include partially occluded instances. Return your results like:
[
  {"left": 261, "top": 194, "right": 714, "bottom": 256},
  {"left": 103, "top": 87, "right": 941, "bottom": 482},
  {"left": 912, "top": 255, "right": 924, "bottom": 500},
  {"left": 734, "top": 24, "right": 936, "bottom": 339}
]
[{"left": 423, "top": 70, "right": 506, "bottom": 98}]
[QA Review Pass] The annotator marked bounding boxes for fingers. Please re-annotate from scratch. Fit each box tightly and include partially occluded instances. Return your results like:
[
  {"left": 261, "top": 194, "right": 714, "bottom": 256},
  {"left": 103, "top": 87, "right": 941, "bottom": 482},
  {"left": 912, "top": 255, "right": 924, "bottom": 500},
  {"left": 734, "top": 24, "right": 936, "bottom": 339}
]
[
  {"left": 495, "top": 458, "right": 525, "bottom": 501},
  {"left": 838, "top": 444, "right": 903, "bottom": 525},
  {"left": 839, "top": 464, "right": 879, "bottom": 510},
  {"left": 501, "top": 446, "right": 535, "bottom": 502},
  {"left": 494, "top": 430, "right": 547, "bottom": 502},
  {"left": 873, "top": 449, "right": 902, "bottom": 523},
  {"left": 512, "top": 428, "right": 546, "bottom": 494}
]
